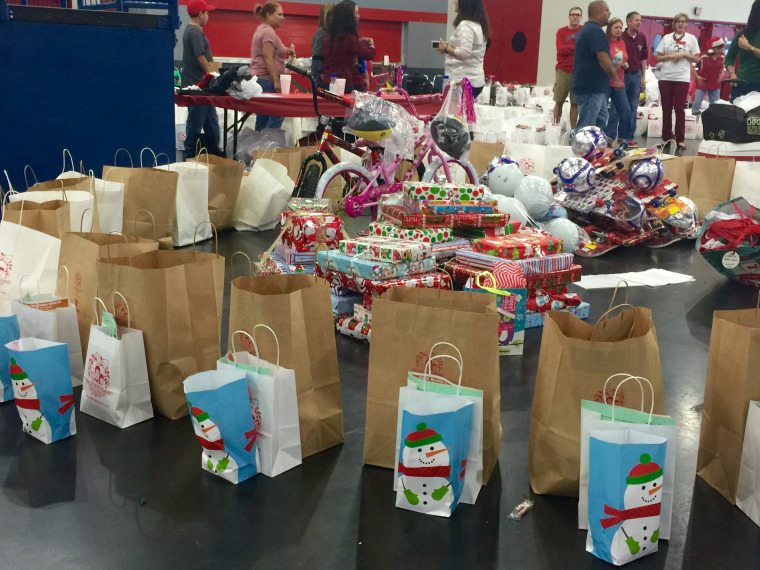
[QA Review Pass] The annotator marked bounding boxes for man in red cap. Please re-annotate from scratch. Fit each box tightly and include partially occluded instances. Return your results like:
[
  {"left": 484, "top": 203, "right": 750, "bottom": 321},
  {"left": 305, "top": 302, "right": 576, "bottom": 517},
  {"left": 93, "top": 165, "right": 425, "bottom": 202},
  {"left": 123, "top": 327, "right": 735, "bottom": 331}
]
[
  {"left": 692, "top": 37, "right": 726, "bottom": 116},
  {"left": 182, "top": 0, "right": 220, "bottom": 159}
]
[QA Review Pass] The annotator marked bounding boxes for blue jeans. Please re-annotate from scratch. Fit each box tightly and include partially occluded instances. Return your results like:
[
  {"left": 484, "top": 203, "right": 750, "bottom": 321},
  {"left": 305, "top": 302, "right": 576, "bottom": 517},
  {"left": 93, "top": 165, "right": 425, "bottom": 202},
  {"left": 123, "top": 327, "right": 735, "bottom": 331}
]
[
  {"left": 255, "top": 78, "right": 285, "bottom": 131},
  {"left": 575, "top": 92, "right": 610, "bottom": 132},
  {"left": 624, "top": 71, "right": 642, "bottom": 138},
  {"left": 692, "top": 88, "right": 720, "bottom": 113},
  {"left": 606, "top": 86, "right": 633, "bottom": 141},
  {"left": 184, "top": 104, "right": 221, "bottom": 158}
]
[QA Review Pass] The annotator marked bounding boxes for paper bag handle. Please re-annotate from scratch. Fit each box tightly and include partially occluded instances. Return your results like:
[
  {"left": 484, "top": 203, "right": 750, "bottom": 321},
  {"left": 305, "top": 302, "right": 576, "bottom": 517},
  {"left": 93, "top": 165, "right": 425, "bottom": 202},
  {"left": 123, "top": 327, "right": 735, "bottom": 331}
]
[
  {"left": 134, "top": 210, "right": 158, "bottom": 242},
  {"left": 61, "top": 148, "right": 75, "bottom": 175},
  {"left": 58, "top": 265, "right": 70, "bottom": 300},
  {"left": 257, "top": 217, "right": 293, "bottom": 275},
  {"left": 114, "top": 148, "right": 134, "bottom": 168},
  {"left": 230, "top": 330, "right": 260, "bottom": 365},
  {"left": 154, "top": 153, "right": 171, "bottom": 167},
  {"left": 427, "top": 341, "right": 463, "bottom": 372},
  {"left": 422, "top": 354, "right": 463, "bottom": 390},
  {"left": 112, "top": 292, "right": 131, "bottom": 328},
  {"left": 658, "top": 139, "right": 678, "bottom": 156},
  {"left": 591, "top": 304, "right": 637, "bottom": 341},
  {"left": 19, "top": 274, "right": 41, "bottom": 308},
  {"left": 435, "top": 267, "right": 454, "bottom": 291},
  {"left": 92, "top": 296, "right": 109, "bottom": 326},
  {"left": 139, "top": 147, "right": 159, "bottom": 168},
  {"left": 607, "top": 280, "right": 629, "bottom": 312},
  {"left": 231, "top": 251, "right": 254, "bottom": 278},
  {"left": 252, "top": 324, "right": 281, "bottom": 368},
  {"left": 257, "top": 141, "right": 280, "bottom": 161},
  {"left": 193, "top": 221, "right": 219, "bottom": 254},
  {"left": 603, "top": 373, "right": 655, "bottom": 424},
  {"left": 23, "top": 165, "right": 39, "bottom": 190},
  {"left": 80, "top": 208, "right": 92, "bottom": 233}
]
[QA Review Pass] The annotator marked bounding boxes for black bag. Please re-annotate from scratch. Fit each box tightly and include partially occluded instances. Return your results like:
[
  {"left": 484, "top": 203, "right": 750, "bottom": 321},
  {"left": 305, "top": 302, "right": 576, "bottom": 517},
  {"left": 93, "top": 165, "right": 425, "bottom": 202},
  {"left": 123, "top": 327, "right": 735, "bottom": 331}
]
[
  {"left": 403, "top": 74, "right": 433, "bottom": 95},
  {"left": 702, "top": 103, "right": 760, "bottom": 143}
]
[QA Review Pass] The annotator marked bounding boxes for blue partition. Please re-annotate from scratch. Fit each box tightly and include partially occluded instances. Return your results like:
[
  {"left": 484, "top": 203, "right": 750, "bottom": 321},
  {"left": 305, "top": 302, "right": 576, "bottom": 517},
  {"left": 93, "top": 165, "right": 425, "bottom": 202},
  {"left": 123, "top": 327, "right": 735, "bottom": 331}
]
[{"left": 1, "top": 3, "right": 177, "bottom": 190}]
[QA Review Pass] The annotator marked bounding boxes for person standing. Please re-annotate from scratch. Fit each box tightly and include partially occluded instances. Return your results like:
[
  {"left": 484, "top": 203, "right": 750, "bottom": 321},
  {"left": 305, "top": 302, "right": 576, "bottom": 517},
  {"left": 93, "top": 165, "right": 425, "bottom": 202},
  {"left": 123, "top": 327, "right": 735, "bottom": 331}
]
[
  {"left": 322, "top": 0, "right": 375, "bottom": 94},
  {"left": 181, "top": 0, "right": 221, "bottom": 159},
  {"left": 250, "top": 2, "right": 290, "bottom": 131},
  {"left": 622, "top": 11, "right": 648, "bottom": 140},
  {"left": 655, "top": 13, "right": 700, "bottom": 151},
  {"left": 553, "top": 6, "right": 582, "bottom": 128},
  {"left": 605, "top": 17, "right": 635, "bottom": 145},
  {"left": 726, "top": 0, "right": 760, "bottom": 100},
  {"left": 572, "top": 1, "right": 624, "bottom": 131},
  {"left": 435, "top": 0, "right": 490, "bottom": 99},
  {"left": 311, "top": 3, "right": 334, "bottom": 89},
  {"left": 693, "top": 38, "right": 726, "bottom": 115}
]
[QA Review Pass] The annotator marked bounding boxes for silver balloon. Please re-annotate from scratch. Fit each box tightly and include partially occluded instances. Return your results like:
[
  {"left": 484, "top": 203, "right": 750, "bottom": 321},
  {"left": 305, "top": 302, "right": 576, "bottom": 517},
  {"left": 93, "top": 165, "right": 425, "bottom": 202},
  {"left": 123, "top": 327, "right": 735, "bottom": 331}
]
[
  {"left": 557, "top": 156, "right": 597, "bottom": 194},
  {"left": 627, "top": 158, "right": 664, "bottom": 192},
  {"left": 488, "top": 155, "right": 520, "bottom": 173},
  {"left": 570, "top": 126, "right": 608, "bottom": 161}
]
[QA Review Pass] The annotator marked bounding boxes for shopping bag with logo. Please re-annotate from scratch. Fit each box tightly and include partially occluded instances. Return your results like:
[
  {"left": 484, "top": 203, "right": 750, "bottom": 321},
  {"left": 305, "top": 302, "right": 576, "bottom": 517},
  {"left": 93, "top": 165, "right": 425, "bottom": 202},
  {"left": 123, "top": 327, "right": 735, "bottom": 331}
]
[
  {"left": 397, "top": 342, "right": 484, "bottom": 505},
  {"left": 586, "top": 429, "right": 668, "bottom": 565},
  {"left": 737, "top": 401, "right": 760, "bottom": 526},
  {"left": 96, "top": 247, "right": 225, "bottom": 419},
  {"left": 646, "top": 108, "right": 663, "bottom": 138},
  {"left": 58, "top": 231, "right": 158, "bottom": 357},
  {"left": 697, "top": 308, "right": 760, "bottom": 503},
  {"left": 529, "top": 297, "right": 665, "bottom": 497},
  {"left": 80, "top": 295, "right": 153, "bottom": 428},
  {"left": 233, "top": 158, "right": 295, "bottom": 231},
  {"left": 2, "top": 200, "right": 71, "bottom": 238},
  {"left": 188, "top": 154, "right": 244, "bottom": 230},
  {"left": 217, "top": 327, "right": 301, "bottom": 477},
  {"left": 0, "top": 221, "right": 60, "bottom": 314},
  {"left": 228, "top": 274, "right": 343, "bottom": 457},
  {"left": 156, "top": 160, "right": 212, "bottom": 246},
  {"left": 579, "top": 374, "right": 677, "bottom": 539},
  {"left": 0, "top": 314, "right": 20, "bottom": 402},
  {"left": 6, "top": 337, "right": 76, "bottom": 443},
  {"left": 395, "top": 384, "right": 473, "bottom": 517},
  {"left": 183, "top": 368, "right": 260, "bottom": 484},
  {"left": 12, "top": 270, "right": 84, "bottom": 387}
]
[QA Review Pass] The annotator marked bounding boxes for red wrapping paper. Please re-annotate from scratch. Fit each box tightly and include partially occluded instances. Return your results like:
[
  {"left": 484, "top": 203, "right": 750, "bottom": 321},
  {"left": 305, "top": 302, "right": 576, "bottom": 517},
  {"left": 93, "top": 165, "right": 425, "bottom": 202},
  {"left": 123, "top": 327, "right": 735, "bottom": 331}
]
[
  {"left": 280, "top": 211, "right": 344, "bottom": 252},
  {"left": 474, "top": 233, "right": 563, "bottom": 260}
]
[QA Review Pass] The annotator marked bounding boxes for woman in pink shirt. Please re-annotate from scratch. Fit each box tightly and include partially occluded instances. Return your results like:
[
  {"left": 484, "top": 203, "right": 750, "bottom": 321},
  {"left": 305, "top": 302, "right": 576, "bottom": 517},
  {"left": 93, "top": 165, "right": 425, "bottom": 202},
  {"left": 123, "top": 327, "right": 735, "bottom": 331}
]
[
  {"left": 250, "top": 2, "right": 291, "bottom": 130},
  {"left": 605, "top": 17, "right": 635, "bottom": 145}
]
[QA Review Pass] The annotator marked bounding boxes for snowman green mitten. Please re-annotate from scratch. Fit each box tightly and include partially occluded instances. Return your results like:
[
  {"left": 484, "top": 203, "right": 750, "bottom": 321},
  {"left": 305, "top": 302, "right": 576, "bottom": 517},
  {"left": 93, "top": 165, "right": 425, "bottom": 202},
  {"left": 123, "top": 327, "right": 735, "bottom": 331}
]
[
  {"left": 217, "top": 455, "right": 230, "bottom": 472},
  {"left": 432, "top": 485, "right": 449, "bottom": 501},
  {"left": 207, "top": 458, "right": 214, "bottom": 471},
  {"left": 31, "top": 416, "right": 43, "bottom": 431},
  {"left": 651, "top": 529, "right": 659, "bottom": 543},
  {"left": 404, "top": 489, "right": 419, "bottom": 505},
  {"left": 625, "top": 536, "right": 640, "bottom": 555}
]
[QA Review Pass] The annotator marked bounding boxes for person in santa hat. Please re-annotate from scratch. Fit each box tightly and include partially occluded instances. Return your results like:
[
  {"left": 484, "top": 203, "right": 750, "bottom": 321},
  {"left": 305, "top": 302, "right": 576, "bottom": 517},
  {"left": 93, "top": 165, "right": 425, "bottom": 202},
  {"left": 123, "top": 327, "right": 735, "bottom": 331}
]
[{"left": 692, "top": 37, "right": 726, "bottom": 116}]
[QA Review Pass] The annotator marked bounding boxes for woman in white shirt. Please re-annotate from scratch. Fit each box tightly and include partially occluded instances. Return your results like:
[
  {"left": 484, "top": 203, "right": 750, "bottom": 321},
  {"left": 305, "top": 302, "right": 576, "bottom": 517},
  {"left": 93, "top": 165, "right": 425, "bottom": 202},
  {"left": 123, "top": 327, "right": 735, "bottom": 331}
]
[
  {"left": 435, "top": 0, "right": 490, "bottom": 97},
  {"left": 655, "top": 13, "right": 700, "bottom": 151}
]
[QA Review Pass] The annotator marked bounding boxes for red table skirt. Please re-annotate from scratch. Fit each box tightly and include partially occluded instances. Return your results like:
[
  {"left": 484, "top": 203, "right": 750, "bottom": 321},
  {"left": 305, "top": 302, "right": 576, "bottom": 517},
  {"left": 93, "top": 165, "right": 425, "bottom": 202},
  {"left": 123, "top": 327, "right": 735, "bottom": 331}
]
[{"left": 174, "top": 92, "right": 442, "bottom": 118}]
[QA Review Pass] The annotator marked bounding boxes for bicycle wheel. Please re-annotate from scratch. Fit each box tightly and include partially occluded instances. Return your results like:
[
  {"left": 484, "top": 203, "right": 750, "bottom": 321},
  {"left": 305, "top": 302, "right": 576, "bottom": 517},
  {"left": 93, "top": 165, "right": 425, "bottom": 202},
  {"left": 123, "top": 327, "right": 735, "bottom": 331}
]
[
  {"left": 422, "top": 157, "right": 478, "bottom": 184},
  {"left": 315, "top": 162, "right": 374, "bottom": 217},
  {"left": 293, "top": 153, "right": 327, "bottom": 198}
]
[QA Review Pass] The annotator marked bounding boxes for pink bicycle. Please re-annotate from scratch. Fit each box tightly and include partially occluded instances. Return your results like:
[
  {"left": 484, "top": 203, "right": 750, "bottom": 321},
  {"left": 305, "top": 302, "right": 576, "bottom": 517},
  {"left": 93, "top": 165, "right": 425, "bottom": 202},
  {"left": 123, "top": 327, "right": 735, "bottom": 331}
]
[{"left": 313, "top": 87, "right": 478, "bottom": 218}]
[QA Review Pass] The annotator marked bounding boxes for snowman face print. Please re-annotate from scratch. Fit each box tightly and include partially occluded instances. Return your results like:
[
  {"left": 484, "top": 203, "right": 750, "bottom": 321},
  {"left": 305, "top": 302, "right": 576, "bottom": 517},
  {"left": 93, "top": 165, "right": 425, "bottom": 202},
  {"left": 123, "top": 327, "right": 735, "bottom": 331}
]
[
  {"left": 633, "top": 475, "right": 664, "bottom": 506},
  {"left": 13, "top": 378, "right": 35, "bottom": 399},
  {"left": 407, "top": 441, "right": 451, "bottom": 468},
  {"left": 194, "top": 417, "right": 221, "bottom": 442}
]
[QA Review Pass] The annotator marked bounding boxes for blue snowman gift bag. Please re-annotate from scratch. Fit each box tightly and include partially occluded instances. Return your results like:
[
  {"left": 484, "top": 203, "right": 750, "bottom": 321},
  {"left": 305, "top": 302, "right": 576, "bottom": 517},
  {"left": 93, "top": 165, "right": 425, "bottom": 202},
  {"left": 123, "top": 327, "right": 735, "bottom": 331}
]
[
  {"left": 183, "top": 369, "right": 260, "bottom": 484},
  {"left": 0, "top": 314, "right": 21, "bottom": 402},
  {"left": 395, "top": 387, "right": 473, "bottom": 517},
  {"left": 587, "top": 428, "right": 668, "bottom": 566},
  {"left": 6, "top": 337, "right": 76, "bottom": 444}
]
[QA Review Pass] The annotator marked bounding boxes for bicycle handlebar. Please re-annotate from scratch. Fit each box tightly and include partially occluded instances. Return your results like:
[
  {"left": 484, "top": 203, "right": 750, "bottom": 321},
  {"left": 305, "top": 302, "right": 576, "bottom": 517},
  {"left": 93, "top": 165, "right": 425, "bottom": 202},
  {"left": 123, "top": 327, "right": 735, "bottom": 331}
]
[{"left": 285, "top": 62, "right": 322, "bottom": 118}]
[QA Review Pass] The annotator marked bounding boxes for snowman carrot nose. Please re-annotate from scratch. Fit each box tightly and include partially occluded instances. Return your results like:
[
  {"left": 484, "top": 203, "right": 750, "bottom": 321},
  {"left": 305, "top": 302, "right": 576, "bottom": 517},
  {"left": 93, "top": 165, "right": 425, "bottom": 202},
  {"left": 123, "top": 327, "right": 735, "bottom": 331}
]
[
  {"left": 426, "top": 447, "right": 450, "bottom": 458},
  {"left": 202, "top": 422, "right": 219, "bottom": 433},
  {"left": 20, "top": 383, "right": 36, "bottom": 391},
  {"left": 648, "top": 484, "right": 663, "bottom": 495}
]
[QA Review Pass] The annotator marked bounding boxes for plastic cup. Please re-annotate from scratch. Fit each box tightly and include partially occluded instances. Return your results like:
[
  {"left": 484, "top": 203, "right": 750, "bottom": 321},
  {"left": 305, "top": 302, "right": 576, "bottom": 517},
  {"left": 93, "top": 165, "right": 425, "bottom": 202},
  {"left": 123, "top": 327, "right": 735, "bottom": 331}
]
[
  {"left": 334, "top": 78, "right": 346, "bottom": 96},
  {"left": 279, "top": 74, "right": 291, "bottom": 95}
]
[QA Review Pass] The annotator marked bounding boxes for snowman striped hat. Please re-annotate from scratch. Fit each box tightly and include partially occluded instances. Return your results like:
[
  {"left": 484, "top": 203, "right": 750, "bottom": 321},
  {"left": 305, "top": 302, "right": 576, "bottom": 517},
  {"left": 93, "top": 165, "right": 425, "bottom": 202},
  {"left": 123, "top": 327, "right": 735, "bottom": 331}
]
[
  {"left": 189, "top": 404, "right": 210, "bottom": 423},
  {"left": 404, "top": 423, "right": 442, "bottom": 448},
  {"left": 10, "top": 358, "right": 27, "bottom": 381},
  {"left": 626, "top": 453, "right": 663, "bottom": 485}
]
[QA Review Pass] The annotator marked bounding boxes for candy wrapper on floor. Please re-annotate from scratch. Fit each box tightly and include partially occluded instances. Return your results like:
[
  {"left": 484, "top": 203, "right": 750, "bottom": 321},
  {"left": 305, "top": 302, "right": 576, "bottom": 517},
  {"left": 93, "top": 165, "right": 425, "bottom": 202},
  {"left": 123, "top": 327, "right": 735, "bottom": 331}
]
[{"left": 7, "top": 338, "right": 76, "bottom": 444}]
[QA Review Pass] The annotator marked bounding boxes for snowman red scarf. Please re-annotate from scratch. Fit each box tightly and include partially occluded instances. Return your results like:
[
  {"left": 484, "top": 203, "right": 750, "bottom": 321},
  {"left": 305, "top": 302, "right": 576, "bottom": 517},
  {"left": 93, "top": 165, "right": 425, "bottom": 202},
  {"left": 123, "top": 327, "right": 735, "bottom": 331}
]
[
  {"left": 397, "top": 463, "right": 451, "bottom": 478},
  {"left": 14, "top": 397, "right": 40, "bottom": 410},
  {"left": 197, "top": 435, "right": 226, "bottom": 451},
  {"left": 600, "top": 503, "right": 661, "bottom": 529}
]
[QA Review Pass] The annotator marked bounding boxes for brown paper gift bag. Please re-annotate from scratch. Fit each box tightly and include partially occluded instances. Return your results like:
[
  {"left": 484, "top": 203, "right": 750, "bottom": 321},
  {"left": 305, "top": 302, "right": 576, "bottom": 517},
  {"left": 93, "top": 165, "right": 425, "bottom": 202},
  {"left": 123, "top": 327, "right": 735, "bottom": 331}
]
[
  {"left": 697, "top": 309, "right": 760, "bottom": 503},
  {"left": 228, "top": 274, "right": 344, "bottom": 458},
  {"left": 364, "top": 287, "right": 502, "bottom": 482},
  {"left": 102, "top": 166, "right": 178, "bottom": 249},
  {"left": 529, "top": 307, "right": 666, "bottom": 496},
  {"left": 188, "top": 154, "right": 244, "bottom": 231},
  {"left": 662, "top": 156, "right": 696, "bottom": 197},
  {"left": 59, "top": 232, "right": 159, "bottom": 357},
  {"left": 95, "top": 249, "right": 225, "bottom": 419},
  {"left": 468, "top": 141, "right": 504, "bottom": 176},
  {"left": 688, "top": 155, "right": 736, "bottom": 217},
  {"left": 26, "top": 175, "right": 102, "bottom": 233},
  {"left": 2, "top": 200, "right": 71, "bottom": 238}
]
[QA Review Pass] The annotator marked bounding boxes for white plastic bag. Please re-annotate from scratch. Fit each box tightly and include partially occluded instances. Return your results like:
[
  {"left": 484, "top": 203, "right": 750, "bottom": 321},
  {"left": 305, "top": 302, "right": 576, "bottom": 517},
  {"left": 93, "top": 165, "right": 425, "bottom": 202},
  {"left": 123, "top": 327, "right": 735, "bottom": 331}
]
[{"left": 737, "top": 401, "right": 760, "bottom": 527}]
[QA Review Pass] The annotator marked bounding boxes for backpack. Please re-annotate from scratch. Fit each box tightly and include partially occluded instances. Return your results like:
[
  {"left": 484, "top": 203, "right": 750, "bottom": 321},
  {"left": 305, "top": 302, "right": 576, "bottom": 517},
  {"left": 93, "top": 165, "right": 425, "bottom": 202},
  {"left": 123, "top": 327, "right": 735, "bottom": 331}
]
[{"left": 702, "top": 103, "right": 760, "bottom": 143}]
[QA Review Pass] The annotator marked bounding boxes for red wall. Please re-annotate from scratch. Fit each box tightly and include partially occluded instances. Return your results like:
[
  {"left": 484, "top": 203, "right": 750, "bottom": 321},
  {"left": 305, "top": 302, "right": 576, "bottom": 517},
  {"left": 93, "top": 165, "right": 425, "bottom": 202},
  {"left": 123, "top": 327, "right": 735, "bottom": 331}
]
[{"left": 483, "top": 0, "right": 543, "bottom": 84}]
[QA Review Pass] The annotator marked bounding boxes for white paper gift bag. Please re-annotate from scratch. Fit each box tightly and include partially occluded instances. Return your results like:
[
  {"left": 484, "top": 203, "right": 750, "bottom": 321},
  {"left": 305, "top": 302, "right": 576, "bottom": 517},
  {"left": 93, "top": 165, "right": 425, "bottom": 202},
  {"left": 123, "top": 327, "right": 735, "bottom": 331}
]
[
  {"left": 80, "top": 295, "right": 153, "bottom": 428},
  {"left": 646, "top": 108, "right": 663, "bottom": 138},
  {"left": 233, "top": 158, "right": 294, "bottom": 231},
  {"left": 729, "top": 161, "right": 760, "bottom": 208},
  {"left": 12, "top": 269, "right": 84, "bottom": 387},
  {"left": 156, "top": 160, "right": 212, "bottom": 246},
  {"left": 217, "top": 327, "right": 301, "bottom": 477},
  {"left": 737, "top": 401, "right": 760, "bottom": 527}
]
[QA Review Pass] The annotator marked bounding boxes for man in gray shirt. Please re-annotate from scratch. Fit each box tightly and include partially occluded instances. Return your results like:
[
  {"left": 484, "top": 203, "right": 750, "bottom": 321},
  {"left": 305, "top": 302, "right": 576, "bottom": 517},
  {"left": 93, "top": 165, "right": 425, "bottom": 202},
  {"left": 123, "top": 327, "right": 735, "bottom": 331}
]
[{"left": 182, "top": 0, "right": 220, "bottom": 158}]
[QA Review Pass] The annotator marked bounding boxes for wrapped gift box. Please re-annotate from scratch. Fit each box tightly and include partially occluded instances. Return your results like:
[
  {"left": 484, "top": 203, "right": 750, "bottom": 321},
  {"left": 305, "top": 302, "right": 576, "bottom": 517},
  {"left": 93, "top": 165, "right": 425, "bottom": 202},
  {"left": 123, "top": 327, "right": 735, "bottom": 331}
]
[
  {"left": 259, "top": 252, "right": 314, "bottom": 275},
  {"left": 524, "top": 265, "right": 583, "bottom": 290},
  {"left": 338, "top": 236, "right": 432, "bottom": 263},
  {"left": 404, "top": 181, "right": 489, "bottom": 202},
  {"left": 455, "top": 249, "right": 575, "bottom": 275},
  {"left": 336, "top": 315, "right": 371, "bottom": 342},
  {"left": 274, "top": 242, "right": 316, "bottom": 265},
  {"left": 381, "top": 204, "right": 511, "bottom": 230},
  {"left": 286, "top": 197, "right": 334, "bottom": 213},
  {"left": 474, "top": 233, "right": 563, "bottom": 260},
  {"left": 525, "top": 302, "right": 590, "bottom": 328},
  {"left": 316, "top": 265, "right": 451, "bottom": 296},
  {"left": 526, "top": 289, "right": 582, "bottom": 313},
  {"left": 317, "top": 250, "right": 436, "bottom": 281},
  {"left": 368, "top": 221, "right": 454, "bottom": 244},
  {"left": 453, "top": 226, "right": 507, "bottom": 239},
  {"left": 280, "top": 211, "right": 344, "bottom": 252},
  {"left": 419, "top": 200, "right": 498, "bottom": 215},
  {"left": 354, "top": 304, "right": 372, "bottom": 324},
  {"left": 430, "top": 238, "right": 472, "bottom": 260}
]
